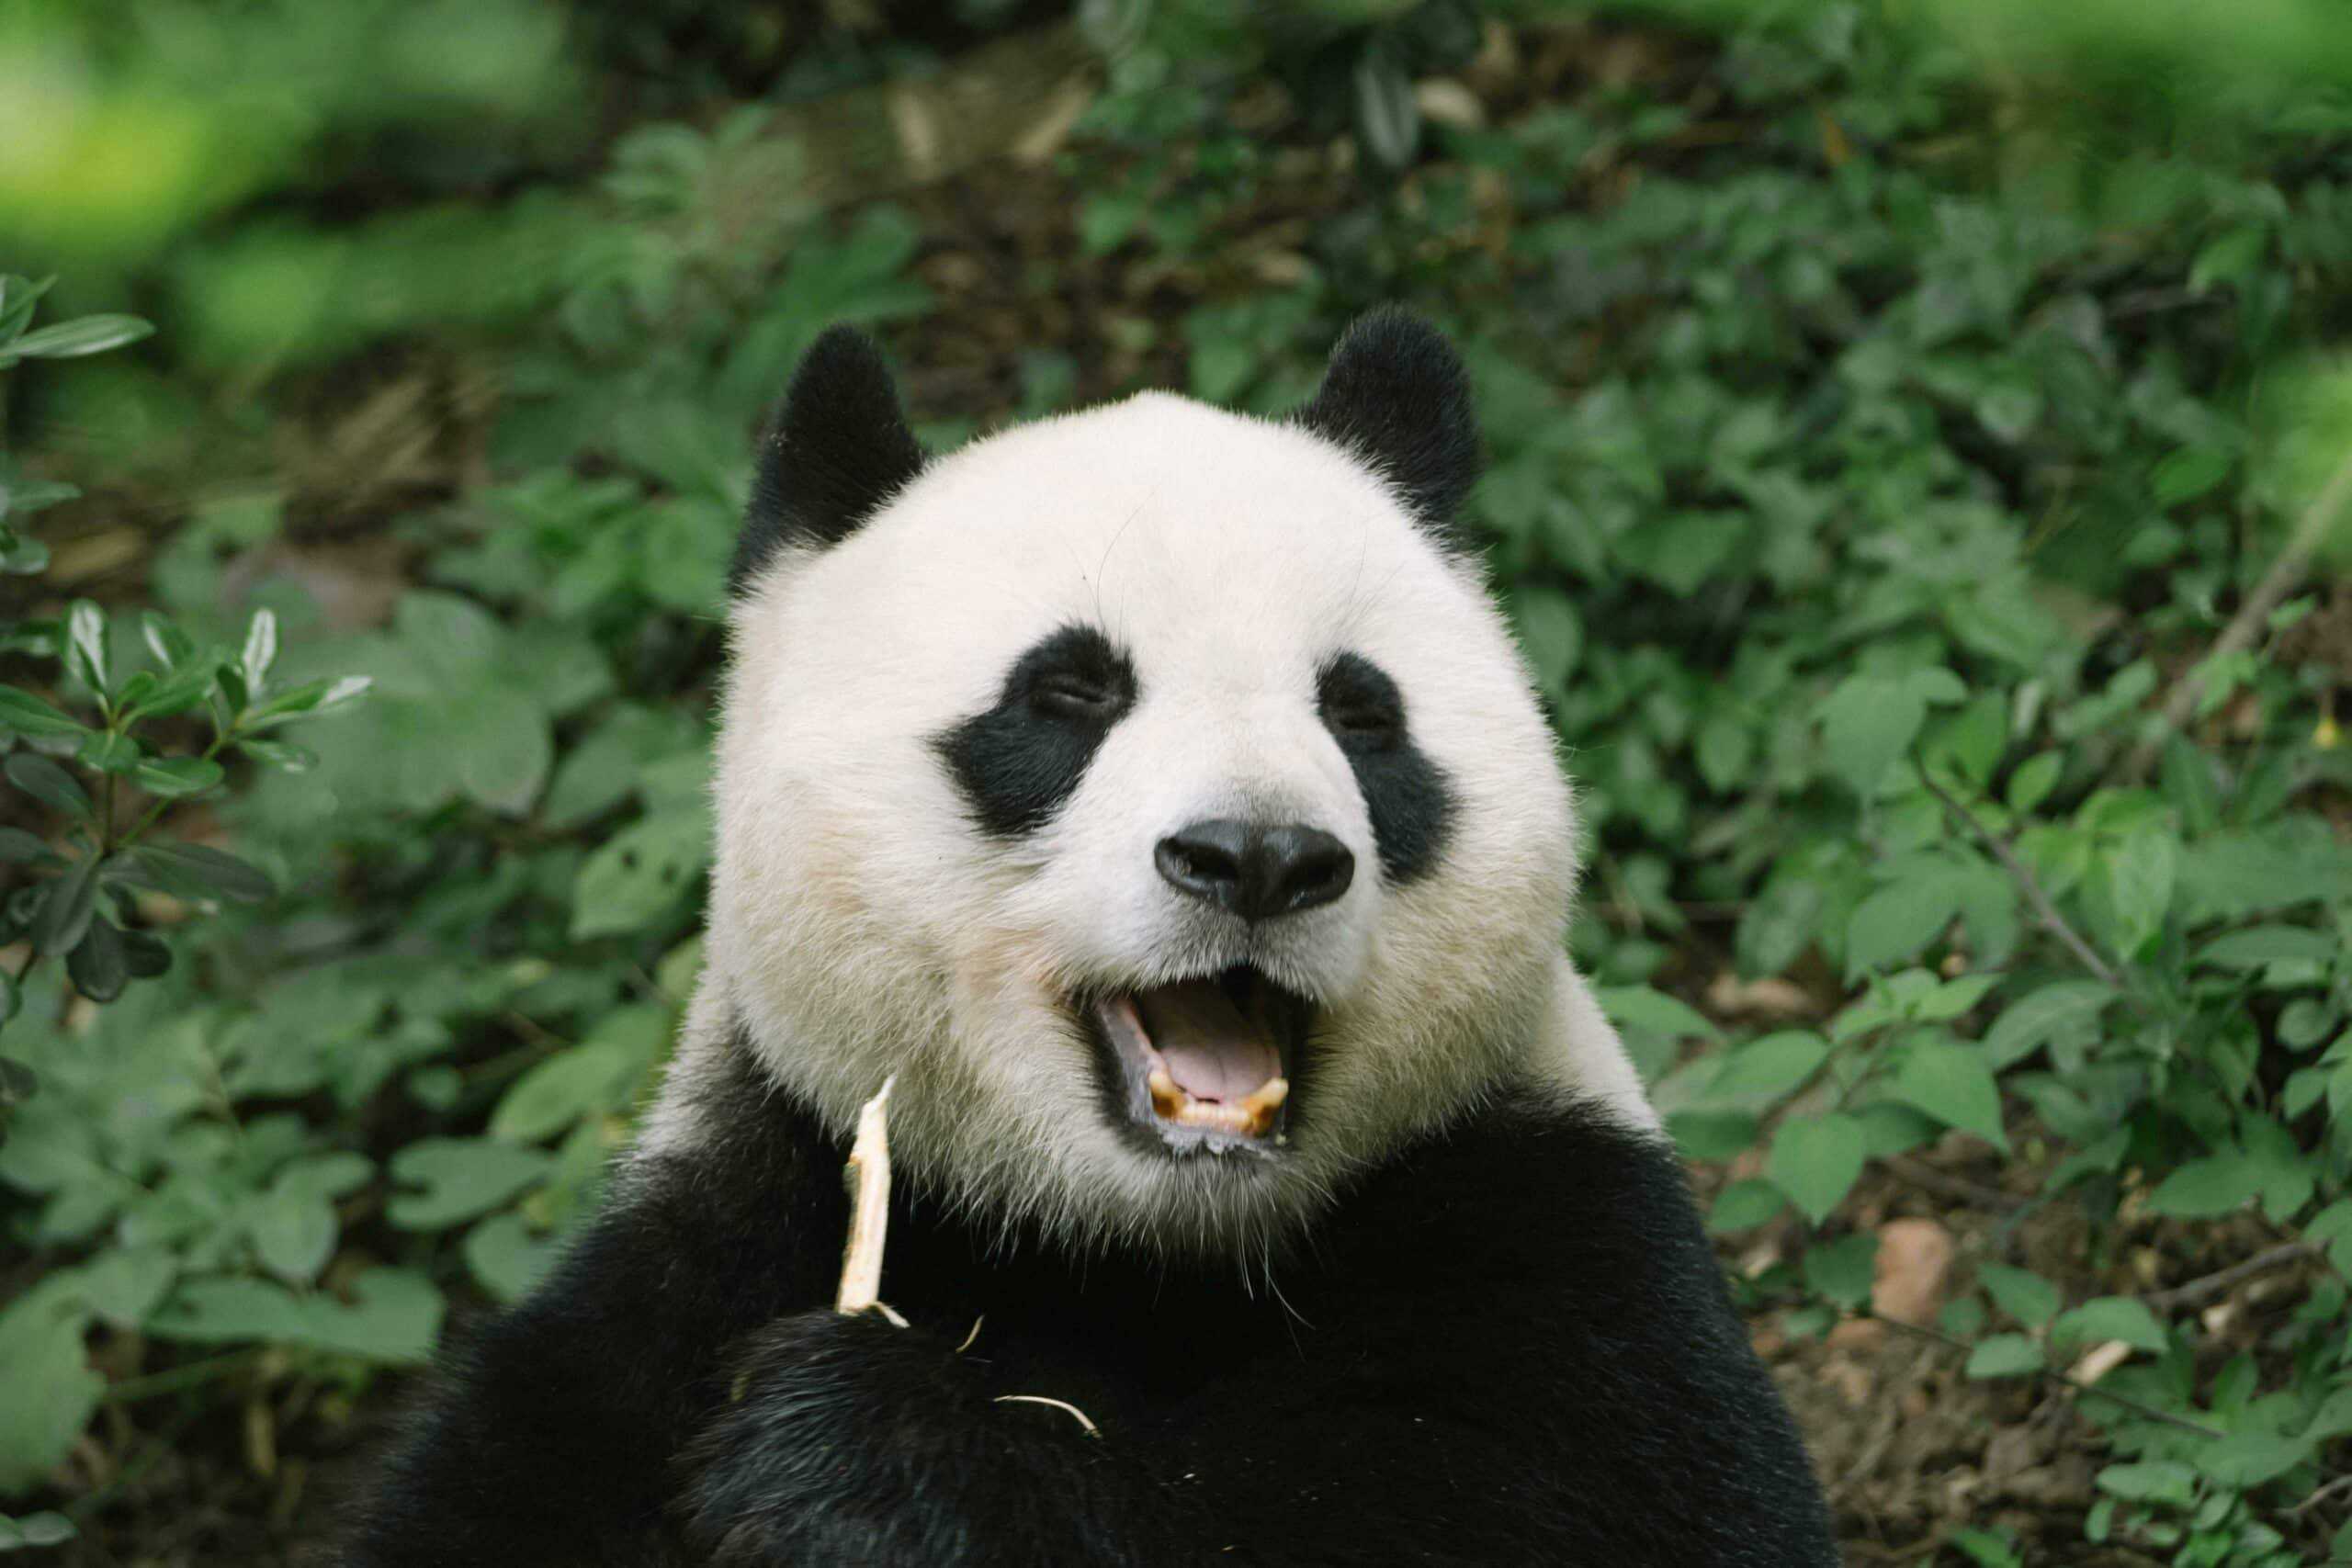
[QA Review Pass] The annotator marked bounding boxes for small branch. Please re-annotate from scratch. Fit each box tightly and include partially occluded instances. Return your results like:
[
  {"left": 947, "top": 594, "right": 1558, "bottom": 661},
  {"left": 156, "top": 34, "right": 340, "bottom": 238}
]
[
  {"left": 835, "top": 1076, "right": 897, "bottom": 1316},
  {"left": 103, "top": 1347, "right": 266, "bottom": 1404},
  {"left": 2142, "top": 1240, "right": 2320, "bottom": 1313},
  {"left": 2125, "top": 441, "right": 2352, "bottom": 780},
  {"left": 993, "top": 1394, "right": 1100, "bottom": 1438},
  {"left": 1867, "top": 1314, "right": 2225, "bottom": 1439},
  {"left": 1917, "top": 765, "right": 2125, "bottom": 991},
  {"left": 2287, "top": 1472, "right": 2352, "bottom": 1518},
  {"left": 1883, "top": 1154, "right": 2028, "bottom": 1213}
]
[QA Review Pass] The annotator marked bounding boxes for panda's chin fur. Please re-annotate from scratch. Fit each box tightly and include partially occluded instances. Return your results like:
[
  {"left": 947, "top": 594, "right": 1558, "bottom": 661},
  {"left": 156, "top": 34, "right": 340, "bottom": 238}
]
[{"left": 1081, "top": 964, "right": 1313, "bottom": 1159}]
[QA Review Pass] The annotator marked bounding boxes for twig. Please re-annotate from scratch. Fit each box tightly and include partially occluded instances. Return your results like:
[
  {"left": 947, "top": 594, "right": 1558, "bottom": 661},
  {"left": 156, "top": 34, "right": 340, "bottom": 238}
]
[
  {"left": 1917, "top": 766, "right": 2125, "bottom": 991},
  {"left": 2287, "top": 1472, "right": 2352, "bottom": 1518},
  {"left": 102, "top": 1347, "right": 266, "bottom": 1404},
  {"left": 994, "top": 1394, "right": 1100, "bottom": 1438},
  {"left": 2143, "top": 1240, "right": 2320, "bottom": 1313},
  {"left": 1866, "top": 1314, "right": 2225, "bottom": 1439},
  {"left": 1883, "top": 1154, "right": 2028, "bottom": 1213},
  {"left": 2124, "top": 441, "right": 2352, "bottom": 780},
  {"left": 835, "top": 1076, "right": 897, "bottom": 1316}
]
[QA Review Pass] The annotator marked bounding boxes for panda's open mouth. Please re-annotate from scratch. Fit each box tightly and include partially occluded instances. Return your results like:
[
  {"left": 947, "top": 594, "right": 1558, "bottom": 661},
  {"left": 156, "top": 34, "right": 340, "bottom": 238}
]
[{"left": 1085, "top": 965, "right": 1310, "bottom": 1155}]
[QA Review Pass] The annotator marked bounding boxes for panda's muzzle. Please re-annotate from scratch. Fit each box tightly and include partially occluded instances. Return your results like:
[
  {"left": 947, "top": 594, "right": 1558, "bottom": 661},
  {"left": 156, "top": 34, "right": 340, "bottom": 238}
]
[{"left": 1088, "top": 965, "right": 1309, "bottom": 1153}]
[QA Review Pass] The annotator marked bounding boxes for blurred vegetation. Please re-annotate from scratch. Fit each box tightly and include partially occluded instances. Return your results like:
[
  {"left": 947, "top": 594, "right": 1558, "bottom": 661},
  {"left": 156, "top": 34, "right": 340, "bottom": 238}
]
[{"left": 4, "top": 1, "right": 2352, "bottom": 1562}]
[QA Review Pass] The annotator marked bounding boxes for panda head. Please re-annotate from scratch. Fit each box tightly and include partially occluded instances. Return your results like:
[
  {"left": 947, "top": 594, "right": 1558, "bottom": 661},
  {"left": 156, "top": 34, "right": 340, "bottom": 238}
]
[{"left": 696, "top": 311, "right": 1650, "bottom": 1257}]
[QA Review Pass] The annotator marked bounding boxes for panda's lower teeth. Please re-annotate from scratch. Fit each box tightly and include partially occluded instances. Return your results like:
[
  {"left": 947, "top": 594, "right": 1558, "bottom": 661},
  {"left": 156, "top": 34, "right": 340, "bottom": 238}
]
[{"left": 1148, "top": 1065, "right": 1289, "bottom": 1136}]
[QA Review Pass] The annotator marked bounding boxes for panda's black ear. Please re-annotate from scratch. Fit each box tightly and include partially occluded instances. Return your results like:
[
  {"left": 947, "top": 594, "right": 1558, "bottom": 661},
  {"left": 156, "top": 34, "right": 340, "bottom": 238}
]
[
  {"left": 732, "top": 327, "right": 927, "bottom": 592},
  {"left": 1293, "top": 308, "right": 1481, "bottom": 537}
]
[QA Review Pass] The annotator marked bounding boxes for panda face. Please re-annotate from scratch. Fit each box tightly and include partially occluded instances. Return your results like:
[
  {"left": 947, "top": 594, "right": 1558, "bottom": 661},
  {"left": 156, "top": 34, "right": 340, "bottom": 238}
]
[{"left": 692, "top": 316, "right": 1637, "bottom": 1255}]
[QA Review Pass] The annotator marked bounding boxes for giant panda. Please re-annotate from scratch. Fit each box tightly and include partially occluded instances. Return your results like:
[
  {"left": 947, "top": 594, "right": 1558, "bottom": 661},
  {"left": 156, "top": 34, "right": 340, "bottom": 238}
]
[{"left": 343, "top": 310, "right": 1837, "bottom": 1566}]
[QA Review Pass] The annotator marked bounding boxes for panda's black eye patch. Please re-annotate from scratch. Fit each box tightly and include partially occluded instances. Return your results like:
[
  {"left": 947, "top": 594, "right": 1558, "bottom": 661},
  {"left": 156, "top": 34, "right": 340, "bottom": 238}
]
[
  {"left": 1317, "top": 652, "right": 1452, "bottom": 884},
  {"left": 935, "top": 625, "right": 1138, "bottom": 838}
]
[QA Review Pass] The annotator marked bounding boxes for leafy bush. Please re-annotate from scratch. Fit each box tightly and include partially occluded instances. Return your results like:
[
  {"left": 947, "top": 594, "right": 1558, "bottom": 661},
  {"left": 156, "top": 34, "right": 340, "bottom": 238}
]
[{"left": 3, "top": 3, "right": 2350, "bottom": 1561}]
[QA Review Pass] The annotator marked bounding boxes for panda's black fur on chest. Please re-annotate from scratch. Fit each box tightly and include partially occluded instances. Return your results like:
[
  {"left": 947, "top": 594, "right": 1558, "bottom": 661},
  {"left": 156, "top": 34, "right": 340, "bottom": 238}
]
[
  {"left": 339, "top": 312, "right": 1837, "bottom": 1565},
  {"left": 351, "top": 1039, "right": 1830, "bottom": 1566}
]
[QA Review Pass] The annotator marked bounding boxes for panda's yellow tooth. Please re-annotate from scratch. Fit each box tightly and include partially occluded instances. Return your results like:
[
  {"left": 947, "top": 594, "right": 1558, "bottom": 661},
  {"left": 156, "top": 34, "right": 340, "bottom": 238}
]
[
  {"left": 1148, "top": 1066, "right": 1187, "bottom": 1120},
  {"left": 1238, "top": 1077, "right": 1289, "bottom": 1135}
]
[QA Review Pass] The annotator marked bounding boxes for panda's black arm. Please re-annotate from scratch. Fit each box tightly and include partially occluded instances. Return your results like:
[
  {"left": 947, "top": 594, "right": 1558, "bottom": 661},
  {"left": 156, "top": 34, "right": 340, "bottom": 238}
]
[
  {"left": 339, "top": 1099, "right": 852, "bottom": 1567},
  {"left": 1178, "top": 1097, "right": 1842, "bottom": 1567},
  {"left": 673, "top": 1311, "right": 1193, "bottom": 1567},
  {"left": 340, "top": 1077, "right": 1196, "bottom": 1568}
]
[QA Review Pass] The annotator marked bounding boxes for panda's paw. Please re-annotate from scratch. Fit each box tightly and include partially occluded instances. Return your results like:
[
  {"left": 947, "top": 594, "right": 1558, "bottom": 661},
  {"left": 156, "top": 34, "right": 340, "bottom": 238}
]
[{"left": 675, "top": 1310, "right": 1025, "bottom": 1563}]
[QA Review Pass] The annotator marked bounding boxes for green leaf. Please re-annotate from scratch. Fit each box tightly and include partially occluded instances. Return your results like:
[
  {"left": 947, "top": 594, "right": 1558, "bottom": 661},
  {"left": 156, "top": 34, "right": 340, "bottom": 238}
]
[
  {"left": 2052, "top": 1296, "right": 2168, "bottom": 1353},
  {"left": 291, "top": 1269, "right": 443, "bottom": 1363},
  {"left": 1892, "top": 1040, "right": 2007, "bottom": 1148},
  {"left": 2102, "top": 826, "right": 2177, "bottom": 958},
  {"left": 1912, "top": 974, "right": 1997, "bottom": 1023},
  {"left": 2096, "top": 1461, "right": 2198, "bottom": 1506},
  {"left": 1844, "top": 874, "right": 1966, "bottom": 978},
  {"left": 64, "top": 916, "right": 127, "bottom": 1002},
  {"left": 1976, "top": 1263, "right": 2061, "bottom": 1329},
  {"left": 121, "top": 659, "right": 221, "bottom": 722},
  {"left": 126, "top": 840, "right": 274, "bottom": 904},
  {"left": 1965, "top": 1333, "right": 2045, "bottom": 1379},
  {"left": 1766, "top": 1114, "right": 1868, "bottom": 1224},
  {"left": 1803, "top": 1234, "right": 1878, "bottom": 1310},
  {"left": 2147, "top": 1155, "right": 2263, "bottom": 1218},
  {"left": 132, "top": 756, "right": 226, "bottom": 798},
  {"left": 571, "top": 809, "right": 709, "bottom": 939},
  {"left": 2194, "top": 1430, "right": 2312, "bottom": 1489},
  {"left": 1595, "top": 986, "right": 1720, "bottom": 1043},
  {"left": 2005, "top": 752, "right": 2063, "bottom": 815},
  {"left": 2194, "top": 925, "right": 2338, "bottom": 968},
  {"left": 147, "top": 1277, "right": 303, "bottom": 1343},
  {"left": 248, "top": 1183, "right": 338, "bottom": 1284},
  {"left": 0, "top": 274, "right": 56, "bottom": 343},
  {"left": 454, "top": 688, "right": 554, "bottom": 815},
  {"left": 31, "top": 856, "right": 98, "bottom": 957},
  {"left": 248, "top": 672, "right": 371, "bottom": 725},
  {"left": 5, "top": 752, "right": 92, "bottom": 819},
  {"left": 241, "top": 607, "right": 278, "bottom": 694},
  {"left": 490, "top": 1041, "right": 639, "bottom": 1144},
  {"left": 0, "top": 312, "right": 153, "bottom": 363},
  {"left": 64, "top": 600, "right": 107, "bottom": 697},
  {"left": 140, "top": 612, "right": 195, "bottom": 670},
  {"left": 1819, "top": 673, "right": 1926, "bottom": 796},
  {"left": 1666, "top": 1108, "right": 1759, "bottom": 1162},
  {"left": 237, "top": 738, "right": 317, "bottom": 773},
  {"left": 387, "top": 1139, "right": 555, "bottom": 1230},
  {"left": 2152, "top": 446, "right": 2233, "bottom": 507},
  {"left": 75, "top": 730, "right": 141, "bottom": 775},
  {"left": 463, "top": 1213, "right": 562, "bottom": 1304},
  {"left": 150, "top": 1269, "right": 441, "bottom": 1363},
  {"left": 1706, "top": 1179, "right": 1786, "bottom": 1234},
  {"left": 80, "top": 1247, "right": 176, "bottom": 1330},
  {"left": 0, "top": 827, "right": 57, "bottom": 864},
  {"left": 1509, "top": 585, "right": 1582, "bottom": 689},
  {"left": 0, "top": 1285, "right": 101, "bottom": 1493},
  {"left": 1351, "top": 43, "right": 1419, "bottom": 168},
  {"left": 1983, "top": 981, "right": 2112, "bottom": 1069},
  {"left": 0, "top": 686, "right": 87, "bottom": 739},
  {"left": 1, "top": 1510, "right": 78, "bottom": 1548},
  {"left": 1707, "top": 1031, "right": 1828, "bottom": 1105}
]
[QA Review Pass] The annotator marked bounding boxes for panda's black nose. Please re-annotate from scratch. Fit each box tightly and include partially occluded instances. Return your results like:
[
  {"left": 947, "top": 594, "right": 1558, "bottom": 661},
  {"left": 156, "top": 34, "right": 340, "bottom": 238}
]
[{"left": 1155, "top": 819, "right": 1355, "bottom": 921}]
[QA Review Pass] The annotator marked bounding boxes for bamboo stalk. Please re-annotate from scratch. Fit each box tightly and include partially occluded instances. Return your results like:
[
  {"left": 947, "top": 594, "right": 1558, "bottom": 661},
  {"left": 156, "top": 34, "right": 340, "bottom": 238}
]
[{"left": 834, "top": 1076, "right": 898, "bottom": 1316}]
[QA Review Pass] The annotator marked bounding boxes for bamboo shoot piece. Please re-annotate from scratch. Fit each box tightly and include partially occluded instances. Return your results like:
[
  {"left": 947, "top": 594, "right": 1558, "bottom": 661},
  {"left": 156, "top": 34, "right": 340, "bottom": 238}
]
[{"left": 835, "top": 1076, "right": 898, "bottom": 1317}]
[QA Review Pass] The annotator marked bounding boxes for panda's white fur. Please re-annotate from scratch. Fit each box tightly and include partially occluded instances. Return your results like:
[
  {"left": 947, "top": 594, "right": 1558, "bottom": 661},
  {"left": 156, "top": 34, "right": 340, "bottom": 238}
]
[{"left": 644, "top": 389, "right": 1656, "bottom": 1258}]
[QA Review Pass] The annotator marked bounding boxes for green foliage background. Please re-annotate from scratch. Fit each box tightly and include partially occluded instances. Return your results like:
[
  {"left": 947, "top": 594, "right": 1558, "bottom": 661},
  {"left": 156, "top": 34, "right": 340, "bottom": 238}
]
[{"left": 4, "top": 1, "right": 2352, "bottom": 1561}]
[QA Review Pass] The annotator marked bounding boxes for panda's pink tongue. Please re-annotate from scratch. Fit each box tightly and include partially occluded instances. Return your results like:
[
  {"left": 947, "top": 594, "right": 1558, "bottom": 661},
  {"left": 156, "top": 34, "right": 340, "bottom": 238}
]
[{"left": 1135, "top": 979, "right": 1281, "bottom": 1102}]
